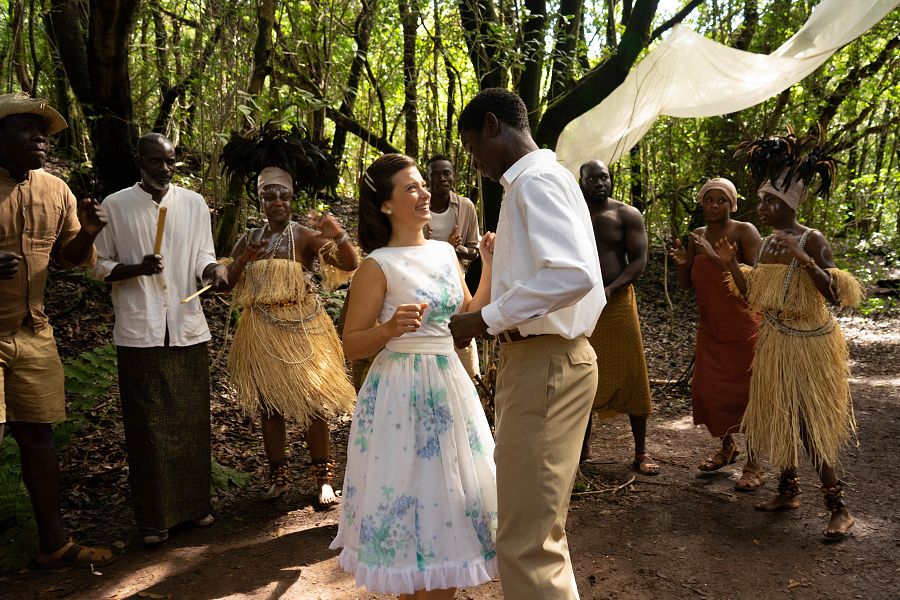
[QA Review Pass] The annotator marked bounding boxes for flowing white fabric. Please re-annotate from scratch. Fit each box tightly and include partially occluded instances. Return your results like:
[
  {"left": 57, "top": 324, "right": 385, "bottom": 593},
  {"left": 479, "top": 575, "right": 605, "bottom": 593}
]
[{"left": 556, "top": 0, "right": 900, "bottom": 172}]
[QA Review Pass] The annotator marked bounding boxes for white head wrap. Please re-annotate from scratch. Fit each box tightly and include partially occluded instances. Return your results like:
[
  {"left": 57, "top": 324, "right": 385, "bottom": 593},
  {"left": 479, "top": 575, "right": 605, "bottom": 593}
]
[
  {"left": 257, "top": 166, "right": 293, "bottom": 191},
  {"left": 697, "top": 177, "right": 738, "bottom": 212},
  {"left": 757, "top": 170, "right": 807, "bottom": 211}
]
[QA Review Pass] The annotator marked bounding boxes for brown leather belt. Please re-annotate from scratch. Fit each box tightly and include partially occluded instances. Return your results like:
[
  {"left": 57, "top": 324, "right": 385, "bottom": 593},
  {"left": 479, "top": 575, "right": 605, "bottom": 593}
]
[{"left": 497, "top": 330, "right": 549, "bottom": 343}]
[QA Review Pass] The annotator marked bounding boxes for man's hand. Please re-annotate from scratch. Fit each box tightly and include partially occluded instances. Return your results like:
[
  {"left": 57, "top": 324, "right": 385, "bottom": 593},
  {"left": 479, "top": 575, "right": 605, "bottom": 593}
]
[
  {"left": 207, "top": 263, "right": 230, "bottom": 291},
  {"left": 449, "top": 310, "right": 488, "bottom": 348},
  {"left": 139, "top": 254, "right": 164, "bottom": 276},
  {"left": 0, "top": 251, "right": 22, "bottom": 279},
  {"left": 77, "top": 198, "right": 108, "bottom": 236},
  {"left": 448, "top": 224, "right": 462, "bottom": 248}
]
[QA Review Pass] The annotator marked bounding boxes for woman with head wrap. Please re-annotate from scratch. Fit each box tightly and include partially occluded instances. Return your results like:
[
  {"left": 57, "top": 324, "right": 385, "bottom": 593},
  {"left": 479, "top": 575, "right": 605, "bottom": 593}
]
[
  {"left": 711, "top": 131, "right": 862, "bottom": 539},
  {"left": 670, "top": 177, "right": 764, "bottom": 491},
  {"left": 218, "top": 125, "right": 358, "bottom": 506}
]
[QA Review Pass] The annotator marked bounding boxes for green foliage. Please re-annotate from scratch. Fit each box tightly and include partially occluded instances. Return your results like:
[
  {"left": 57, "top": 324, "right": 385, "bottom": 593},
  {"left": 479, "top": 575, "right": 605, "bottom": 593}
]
[
  {"left": 211, "top": 458, "right": 250, "bottom": 491},
  {"left": 0, "top": 344, "right": 118, "bottom": 570}
]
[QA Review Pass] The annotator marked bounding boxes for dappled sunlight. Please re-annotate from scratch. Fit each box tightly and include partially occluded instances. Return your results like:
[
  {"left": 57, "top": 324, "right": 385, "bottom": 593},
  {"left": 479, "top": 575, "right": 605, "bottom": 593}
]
[{"left": 660, "top": 415, "right": 696, "bottom": 431}]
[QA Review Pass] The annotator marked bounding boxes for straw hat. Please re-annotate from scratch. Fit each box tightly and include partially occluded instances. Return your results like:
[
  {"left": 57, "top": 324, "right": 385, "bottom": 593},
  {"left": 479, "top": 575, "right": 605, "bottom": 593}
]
[{"left": 0, "top": 92, "right": 67, "bottom": 135}]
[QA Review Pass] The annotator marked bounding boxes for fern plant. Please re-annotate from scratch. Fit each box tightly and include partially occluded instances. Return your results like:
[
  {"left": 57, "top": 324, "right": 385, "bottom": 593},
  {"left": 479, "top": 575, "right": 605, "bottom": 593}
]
[{"left": 0, "top": 344, "right": 118, "bottom": 570}]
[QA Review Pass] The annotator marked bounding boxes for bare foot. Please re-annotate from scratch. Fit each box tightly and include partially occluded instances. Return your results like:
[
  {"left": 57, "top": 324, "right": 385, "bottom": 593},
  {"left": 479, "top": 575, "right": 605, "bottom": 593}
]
[
  {"left": 262, "top": 482, "right": 288, "bottom": 500},
  {"left": 318, "top": 483, "right": 338, "bottom": 507},
  {"left": 632, "top": 454, "right": 660, "bottom": 476},
  {"left": 824, "top": 507, "right": 855, "bottom": 539},
  {"left": 755, "top": 493, "right": 800, "bottom": 511}
]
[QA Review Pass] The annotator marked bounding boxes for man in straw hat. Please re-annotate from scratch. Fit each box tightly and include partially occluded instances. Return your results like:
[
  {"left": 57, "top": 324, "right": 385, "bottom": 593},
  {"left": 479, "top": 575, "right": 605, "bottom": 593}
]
[
  {"left": 93, "top": 132, "right": 228, "bottom": 545},
  {"left": 0, "top": 92, "right": 114, "bottom": 568}
]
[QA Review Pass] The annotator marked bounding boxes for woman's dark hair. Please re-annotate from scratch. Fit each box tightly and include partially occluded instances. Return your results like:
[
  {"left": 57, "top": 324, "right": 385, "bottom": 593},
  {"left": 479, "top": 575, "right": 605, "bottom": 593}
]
[
  {"left": 358, "top": 153, "right": 417, "bottom": 253},
  {"left": 458, "top": 88, "right": 530, "bottom": 133}
]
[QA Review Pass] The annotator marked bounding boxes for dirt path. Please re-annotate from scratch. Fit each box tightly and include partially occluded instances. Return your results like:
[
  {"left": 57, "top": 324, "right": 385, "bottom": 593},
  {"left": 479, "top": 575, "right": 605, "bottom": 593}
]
[{"left": 4, "top": 315, "right": 898, "bottom": 600}]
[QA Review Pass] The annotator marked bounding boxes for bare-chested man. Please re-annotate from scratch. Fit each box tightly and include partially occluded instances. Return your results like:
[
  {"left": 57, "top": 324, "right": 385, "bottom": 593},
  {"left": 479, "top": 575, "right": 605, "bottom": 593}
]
[{"left": 579, "top": 159, "right": 658, "bottom": 476}]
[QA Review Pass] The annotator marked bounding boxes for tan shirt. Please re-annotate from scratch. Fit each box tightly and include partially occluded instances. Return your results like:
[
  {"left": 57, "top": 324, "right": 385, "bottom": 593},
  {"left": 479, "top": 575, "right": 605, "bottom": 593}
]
[{"left": 0, "top": 166, "right": 94, "bottom": 339}]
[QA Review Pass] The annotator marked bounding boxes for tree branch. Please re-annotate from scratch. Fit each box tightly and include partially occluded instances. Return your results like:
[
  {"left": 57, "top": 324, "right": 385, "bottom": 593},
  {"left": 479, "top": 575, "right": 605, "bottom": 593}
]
[
  {"left": 325, "top": 107, "right": 402, "bottom": 155},
  {"left": 650, "top": 0, "right": 703, "bottom": 43}
]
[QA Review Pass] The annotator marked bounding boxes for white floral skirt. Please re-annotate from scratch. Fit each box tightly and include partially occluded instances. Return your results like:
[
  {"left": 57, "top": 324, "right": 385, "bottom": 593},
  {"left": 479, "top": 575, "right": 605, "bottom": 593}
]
[{"left": 330, "top": 348, "right": 498, "bottom": 594}]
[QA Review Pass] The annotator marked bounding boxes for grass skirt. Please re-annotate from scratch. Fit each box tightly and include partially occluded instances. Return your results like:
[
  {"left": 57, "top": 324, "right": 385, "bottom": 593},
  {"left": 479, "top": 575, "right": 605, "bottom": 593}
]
[
  {"left": 731, "top": 264, "right": 862, "bottom": 470},
  {"left": 227, "top": 258, "right": 355, "bottom": 426}
]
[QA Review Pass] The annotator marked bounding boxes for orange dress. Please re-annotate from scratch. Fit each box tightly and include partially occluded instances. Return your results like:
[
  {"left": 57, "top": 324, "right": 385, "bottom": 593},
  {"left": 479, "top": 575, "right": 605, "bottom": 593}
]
[{"left": 690, "top": 254, "right": 759, "bottom": 437}]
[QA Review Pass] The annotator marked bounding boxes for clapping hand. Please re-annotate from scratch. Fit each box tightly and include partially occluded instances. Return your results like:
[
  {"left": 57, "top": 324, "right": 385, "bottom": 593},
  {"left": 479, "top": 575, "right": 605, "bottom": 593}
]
[
  {"left": 713, "top": 238, "right": 738, "bottom": 266},
  {"left": 307, "top": 210, "right": 345, "bottom": 240},
  {"left": 448, "top": 224, "right": 462, "bottom": 248},
  {"left": 669, "top": 239, "right": 688, "bottom": 267},
  {"left": 237, "top": 239, "right": 267, "bottom": 266},
  {"left": 768, "top": 230, "right": 805, "bottom": 261},
  {"left": 78, "top": 198, "right": 108, "bottom": 236},
  {"left": 386, "top": 303, "right": 428, "bottom": 337}
]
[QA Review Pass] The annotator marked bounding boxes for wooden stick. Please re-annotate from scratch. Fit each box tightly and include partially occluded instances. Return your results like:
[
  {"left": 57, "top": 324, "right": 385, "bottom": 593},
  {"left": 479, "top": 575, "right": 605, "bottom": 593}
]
[
  {"left": 181, "top": 284, "right": 212, "bottom": 304},
  {"left": 153, "top": 206, "right": 168, "bottom": 254}
]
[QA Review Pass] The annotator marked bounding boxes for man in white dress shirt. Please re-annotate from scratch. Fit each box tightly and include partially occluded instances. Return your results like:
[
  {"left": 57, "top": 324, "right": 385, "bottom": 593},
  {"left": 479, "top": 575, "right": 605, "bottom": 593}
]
[
  {"left": 93, "top": 133, "right": 228, "bottom": 545},
  {"left": 450, "top": 88, "right": 606, "bottom": 600}
]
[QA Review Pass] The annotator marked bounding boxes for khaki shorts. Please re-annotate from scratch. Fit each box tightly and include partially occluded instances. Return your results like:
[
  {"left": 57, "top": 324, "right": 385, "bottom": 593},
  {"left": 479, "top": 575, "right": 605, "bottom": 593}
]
[{"left": 0, "top": 326, "right": 66, "bottom": 424}]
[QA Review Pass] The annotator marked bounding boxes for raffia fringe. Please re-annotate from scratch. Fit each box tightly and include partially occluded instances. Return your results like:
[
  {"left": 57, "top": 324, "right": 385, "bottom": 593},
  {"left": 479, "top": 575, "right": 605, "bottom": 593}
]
[
  {"left": 225, "top": 258, "right": 356, "bottom": 427},
  {"left": 318, "top": 243, "right": 357, "bottom": 290},
  {"left": 738, "top": 265, "right": 861, "bottom": 472}
]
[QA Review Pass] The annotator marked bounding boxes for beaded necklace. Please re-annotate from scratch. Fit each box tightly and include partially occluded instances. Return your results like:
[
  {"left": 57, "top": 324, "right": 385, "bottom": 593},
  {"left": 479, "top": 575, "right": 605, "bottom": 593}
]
[{"left": 758, "top": 229, "right": 835, "bottom": 338}]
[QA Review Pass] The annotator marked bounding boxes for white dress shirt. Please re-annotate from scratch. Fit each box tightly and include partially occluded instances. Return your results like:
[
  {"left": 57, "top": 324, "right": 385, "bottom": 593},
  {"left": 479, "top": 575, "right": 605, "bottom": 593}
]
[
  {"left": 481, "top": 149, "right": 606, "bottom": 339},
  {"left": 93, "top": 184, "right": 219, "bottom": 348}
]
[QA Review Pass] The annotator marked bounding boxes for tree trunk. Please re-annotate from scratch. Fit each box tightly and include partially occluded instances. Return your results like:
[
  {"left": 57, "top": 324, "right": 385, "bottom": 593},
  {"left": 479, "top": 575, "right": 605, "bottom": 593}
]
[
  {"left": 399, "top": 0, "right": 419, "bottom": 158},
  {"left": 547, "top": 0, "right": 584, "bottom": 102},
  {"left": 248, "top": 0, "right": 276, "bottom": 96},
  {"left": 534, "top": 0, "right": 659, "bottom": 149},
  {"left": 518, "top": 0, "right": 547, "bottom": 130},
  {"left": 88, "top": 0, "right": 140, "bottom": 198},
  {"left": 10, "top": 0, "right": 34, "bottom": 92},
  {"left": 331, "top": 0, "right": 376, "bottom": 166},
  {"left": 458, "top": 0, "right": 506, "bottom": 89}
]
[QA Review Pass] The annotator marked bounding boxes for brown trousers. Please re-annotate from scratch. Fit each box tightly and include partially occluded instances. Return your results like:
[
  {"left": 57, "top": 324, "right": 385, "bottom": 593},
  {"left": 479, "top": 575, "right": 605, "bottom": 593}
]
[{"left": 494, "top": 335, "right": 597, "bottom": 600}]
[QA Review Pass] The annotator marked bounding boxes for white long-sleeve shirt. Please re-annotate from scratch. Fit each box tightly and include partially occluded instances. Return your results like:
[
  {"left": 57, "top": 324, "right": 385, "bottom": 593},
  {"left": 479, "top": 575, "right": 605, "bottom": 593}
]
[
  {"left": 93, "top": 184, "right": 219, "bottom": 348},
  {"left": 481, "top": 149, "right": 606, "bottom": 339}
]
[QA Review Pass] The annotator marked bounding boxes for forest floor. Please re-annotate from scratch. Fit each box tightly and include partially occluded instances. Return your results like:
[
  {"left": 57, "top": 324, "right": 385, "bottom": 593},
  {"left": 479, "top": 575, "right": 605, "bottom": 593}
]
[{"left": 1, "top": 206, "right": 898, "bottom": 599}]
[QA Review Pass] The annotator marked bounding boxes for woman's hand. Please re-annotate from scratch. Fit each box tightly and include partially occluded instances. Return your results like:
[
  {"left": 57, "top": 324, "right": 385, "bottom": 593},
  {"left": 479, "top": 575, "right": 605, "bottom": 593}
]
[
  {"left": 384, "top": 303, "right": 428, "bottom": 337},
  {"left": 690, "top": 232, "right": 718, "bottom": 261},
  {"left": 713, "top": 237, "right": 738, "bottom": 265},
  {"left": 236, "top": 239, "right": 266, "bottom": 266},
  {"left": 669, "top": 239, "right": 688, "bottom": 267},
  {"left": 769, "top": 230, "right": 808, "bottom": 262},
  {"left": 307, "top": 210, "right": 345, "bottom": 240},
  {"left": 479, "top": 232, "right": 495, "bottom": 266}
]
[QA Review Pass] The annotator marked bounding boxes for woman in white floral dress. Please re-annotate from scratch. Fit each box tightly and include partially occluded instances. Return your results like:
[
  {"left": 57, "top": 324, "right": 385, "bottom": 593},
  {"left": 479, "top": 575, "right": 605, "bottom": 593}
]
[{"left": 331, "top": 154, "right": 498, "bottom": 599}]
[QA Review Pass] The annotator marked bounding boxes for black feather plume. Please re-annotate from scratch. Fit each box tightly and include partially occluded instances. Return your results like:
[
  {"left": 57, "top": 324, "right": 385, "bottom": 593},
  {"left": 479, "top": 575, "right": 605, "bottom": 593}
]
[
  {"left": 219, "top": 122, "right": 338, "bottom": 198},
  {"left": 735, "top": 125, "right": 838, "bottom": 197}
]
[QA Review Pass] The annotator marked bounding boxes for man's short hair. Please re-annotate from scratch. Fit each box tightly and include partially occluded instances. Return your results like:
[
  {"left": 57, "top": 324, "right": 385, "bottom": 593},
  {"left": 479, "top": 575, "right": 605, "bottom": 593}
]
[
  {"left": 427, "top": 154, "right": 453, "bottom": 167},
  {"left": 458, "top": 88, "right": 529, "bottom": 133},
  {"left": 136, "top": 132, "right": 172, "bottom": 157}
]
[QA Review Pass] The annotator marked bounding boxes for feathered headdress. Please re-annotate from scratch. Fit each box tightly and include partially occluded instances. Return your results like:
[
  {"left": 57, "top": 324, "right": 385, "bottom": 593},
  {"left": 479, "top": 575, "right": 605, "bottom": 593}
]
[
  {"left": 219, "top": 121, "right": 338, "bottom": 199},
  {"left": 734, "top": 125, "right": 837, "bottom": 209}
]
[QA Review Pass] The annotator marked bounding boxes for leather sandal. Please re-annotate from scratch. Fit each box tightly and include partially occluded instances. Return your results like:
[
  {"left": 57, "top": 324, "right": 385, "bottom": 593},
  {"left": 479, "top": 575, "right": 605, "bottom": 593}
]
[
  {"left": 698, "top": 446, "right": 740, "bottom": 472},
  {"left": 36, "top": 539, "right": 116, "bottom": 569},
  {"left": 735, "top": 462, "right": 765, "bottom": 492}
]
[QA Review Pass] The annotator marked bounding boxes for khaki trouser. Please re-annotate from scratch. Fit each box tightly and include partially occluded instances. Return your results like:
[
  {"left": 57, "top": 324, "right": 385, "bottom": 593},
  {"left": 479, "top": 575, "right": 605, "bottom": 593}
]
[{"left": 494, "top": 334, "right": 597, "bottom": 600}]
